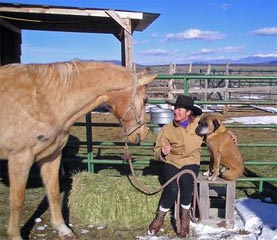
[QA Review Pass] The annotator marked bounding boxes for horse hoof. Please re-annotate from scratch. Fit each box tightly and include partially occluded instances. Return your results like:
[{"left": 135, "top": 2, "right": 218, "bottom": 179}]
[
  {"left": 61, "top": 233, "right": 77, "bottom": 240},
  {"left": 147, "top": 229, "right": 156, "bottom": 236}
]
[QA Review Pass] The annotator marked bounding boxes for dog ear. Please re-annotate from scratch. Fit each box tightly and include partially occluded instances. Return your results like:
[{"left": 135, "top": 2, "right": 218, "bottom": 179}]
[{"left": 213, "top": 119, "right": 220, "bottom": 132}]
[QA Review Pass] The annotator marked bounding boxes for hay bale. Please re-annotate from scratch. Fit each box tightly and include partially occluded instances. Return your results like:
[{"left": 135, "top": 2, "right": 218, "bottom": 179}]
[{"left": 69, "top": 172, "right": 162, "bottom": 228}]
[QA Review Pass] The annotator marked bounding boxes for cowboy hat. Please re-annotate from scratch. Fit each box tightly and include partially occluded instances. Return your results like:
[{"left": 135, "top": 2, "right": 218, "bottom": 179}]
[{"left": 166, "top": 95, "right": 202, "bottom": 116}]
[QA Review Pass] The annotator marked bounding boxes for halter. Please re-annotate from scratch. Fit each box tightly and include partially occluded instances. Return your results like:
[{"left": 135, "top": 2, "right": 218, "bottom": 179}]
[{"left": 118, "top": 66, "right": 145, "bottom": 136}]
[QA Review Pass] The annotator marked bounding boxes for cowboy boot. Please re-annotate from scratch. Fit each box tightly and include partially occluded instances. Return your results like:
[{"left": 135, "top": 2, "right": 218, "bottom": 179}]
[
  {"left": 148, "top": 210, "right": 167, "bottom": 235},
  {"left": 177, "top": 208, "right": 191, "bottom": 238}
]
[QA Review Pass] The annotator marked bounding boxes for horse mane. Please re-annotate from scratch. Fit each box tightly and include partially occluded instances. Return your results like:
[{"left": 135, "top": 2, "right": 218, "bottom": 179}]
[
  {"left": 26, "top": 61, "right": 84, "bottom": 93},
  {"left": 2, "top": 60, "right": 131, "bottom": 96}
]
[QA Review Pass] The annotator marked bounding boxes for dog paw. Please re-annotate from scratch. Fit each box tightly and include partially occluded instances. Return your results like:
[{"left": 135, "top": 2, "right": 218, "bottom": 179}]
[{"left": 208, "top": 175, "right": 218, "bottom": 181}]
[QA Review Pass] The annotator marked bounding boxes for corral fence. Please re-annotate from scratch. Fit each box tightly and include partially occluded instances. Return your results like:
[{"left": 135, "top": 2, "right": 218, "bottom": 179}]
[
  {"left": 148, "top": 64, "right": 277, "bottom": 102},
  {"left": 64, "top": 74, "right": 277, "bottom": 194}
]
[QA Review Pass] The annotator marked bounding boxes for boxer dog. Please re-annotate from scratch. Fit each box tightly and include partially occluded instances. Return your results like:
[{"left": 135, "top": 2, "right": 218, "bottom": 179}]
[{"left": 195, "top": 113, "right": 244, "bottom": 181}]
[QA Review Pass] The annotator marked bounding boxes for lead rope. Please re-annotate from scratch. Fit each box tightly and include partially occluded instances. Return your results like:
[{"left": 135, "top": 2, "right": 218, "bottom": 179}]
[{"left": 123, "top": 142, "right": 203, "bottom": 232}]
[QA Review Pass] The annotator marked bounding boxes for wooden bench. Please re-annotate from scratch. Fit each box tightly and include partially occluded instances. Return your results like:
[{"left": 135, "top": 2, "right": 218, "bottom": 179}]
[{"left": 197, "top": 174, "right": 236, "bottom": 228}]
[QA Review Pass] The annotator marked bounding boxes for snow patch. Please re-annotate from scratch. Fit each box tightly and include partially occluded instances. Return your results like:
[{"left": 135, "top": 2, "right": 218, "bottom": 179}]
[{"left": 224, "top": 116, "right": 277, "bottom": 124}]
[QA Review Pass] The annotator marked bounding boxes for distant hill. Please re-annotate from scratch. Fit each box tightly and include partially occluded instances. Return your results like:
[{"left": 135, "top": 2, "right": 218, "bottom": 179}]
[
  {"left": 84, "top": 59, "right": 145, "bottom": 68},
  {"left": 84, "top": 57, "right": 277, "bottom": 66},
  {"left": 100, "top": 60, "right": 122, "bottom": 65},
  {"left": 193, "top": 56, "right": 277, "bottom": 65},
  {"left": 232, "top": 56, "right": 277, "bottom": 64},
  {"left": 263, "top": 60, "right": 277, "bottom": 65}
]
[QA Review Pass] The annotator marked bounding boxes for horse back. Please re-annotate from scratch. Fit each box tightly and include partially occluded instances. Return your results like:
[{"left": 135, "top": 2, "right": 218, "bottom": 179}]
[{"left": 0, "top": 64, "right": 63, "bottom": 160}]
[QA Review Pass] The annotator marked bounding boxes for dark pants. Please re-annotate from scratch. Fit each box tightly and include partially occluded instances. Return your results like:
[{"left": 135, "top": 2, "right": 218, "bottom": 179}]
[{"left": 159, "top": 163, "right": 200, "bottom": 209}]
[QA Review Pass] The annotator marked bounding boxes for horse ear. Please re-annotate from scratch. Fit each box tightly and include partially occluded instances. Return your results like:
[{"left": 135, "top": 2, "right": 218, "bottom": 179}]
[
  {"left": 137, "top": 72, "right": 157, "bottom": 86},
  {"left": 137, "top": 69, "right": 148, "bottom": 77}
]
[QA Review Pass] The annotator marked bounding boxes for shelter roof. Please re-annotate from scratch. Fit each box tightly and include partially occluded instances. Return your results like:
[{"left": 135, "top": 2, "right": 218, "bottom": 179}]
[{"left": 0, "top": 2, "right": 159, "bottom": 35}]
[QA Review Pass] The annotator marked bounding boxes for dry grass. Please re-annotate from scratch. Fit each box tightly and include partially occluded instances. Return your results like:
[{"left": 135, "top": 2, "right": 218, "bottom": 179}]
[{"left": 69, "top": 171, "right": 164, "bottom": 228}]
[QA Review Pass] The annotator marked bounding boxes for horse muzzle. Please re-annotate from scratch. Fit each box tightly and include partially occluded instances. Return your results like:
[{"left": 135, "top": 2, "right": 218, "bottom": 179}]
[{"left": 126, "top": 124, "right": 149, "bottom": 143}]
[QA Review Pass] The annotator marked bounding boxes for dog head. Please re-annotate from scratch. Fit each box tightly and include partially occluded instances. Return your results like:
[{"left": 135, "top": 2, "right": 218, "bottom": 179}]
[{"left": 195, "top": 113, "right": 224, "bottom": 136}]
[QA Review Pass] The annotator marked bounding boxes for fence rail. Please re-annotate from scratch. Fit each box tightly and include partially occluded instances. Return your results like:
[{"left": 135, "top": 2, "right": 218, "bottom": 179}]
[{"left": 149, "top": 74, "right": 277, "bottom": 101}]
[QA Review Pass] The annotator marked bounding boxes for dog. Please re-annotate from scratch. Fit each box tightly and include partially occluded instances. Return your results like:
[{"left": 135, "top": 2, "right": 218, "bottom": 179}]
[{"left": 195, "top": 113, "right": 244, "bottom": 181}]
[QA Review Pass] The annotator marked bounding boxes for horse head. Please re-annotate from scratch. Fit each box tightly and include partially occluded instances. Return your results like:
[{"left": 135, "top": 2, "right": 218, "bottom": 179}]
[{"left": 107, "top": 70, "right": 156, "bottom": 143}]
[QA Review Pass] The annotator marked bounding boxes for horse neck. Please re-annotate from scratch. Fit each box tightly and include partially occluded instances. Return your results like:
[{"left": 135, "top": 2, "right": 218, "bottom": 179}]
[{"left": 47, "top": 67, "right": 132, "bottom": 129}]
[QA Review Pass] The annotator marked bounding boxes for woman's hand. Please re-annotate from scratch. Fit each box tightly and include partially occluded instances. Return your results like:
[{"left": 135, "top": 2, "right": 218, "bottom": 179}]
[
  {"left": 231, "top": 133, "right": 238, "bottom": 145},
  {"left": 228, "top": 130, "right": 238, "bottom": 145},
  {"left": 161, "top": 145, "right": 172, "bottom": 155}
]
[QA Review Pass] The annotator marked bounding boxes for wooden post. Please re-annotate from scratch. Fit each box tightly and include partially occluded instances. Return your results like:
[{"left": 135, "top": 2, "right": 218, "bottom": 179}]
[
  {"left": 188, "top": 63, "right": 192, "bottom": 73},
  {"left": 106, "top": 10, "right": 134, "bottom": 70},
  {"left": 206, "top": 64, "right": 211, "bottom": 75},
  {"left": 224, "top": 62, "right": 230, "bottom": 101},
  {"left": 204, "top": 65, "right": 211, "bottom": 102},
  {"left": 120, "top": 27, "right": 133, "bottom": 70},
  {"left": 224, "top": 62, "right": 230, "bottom": 113},
  {"left": 199, "top": 181, "right": 210, "bottom": 220},
  {"left": 168, "top": 63, "right": 176, "bottom": 100},
  {"left": 225, "top": 180, "right": 236, "bottom": 221}
]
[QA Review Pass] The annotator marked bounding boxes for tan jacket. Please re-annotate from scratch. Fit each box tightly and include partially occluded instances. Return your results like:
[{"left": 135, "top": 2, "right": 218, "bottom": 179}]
[{"left": 154, "top": 117, "right": 203, "bottom": 169}]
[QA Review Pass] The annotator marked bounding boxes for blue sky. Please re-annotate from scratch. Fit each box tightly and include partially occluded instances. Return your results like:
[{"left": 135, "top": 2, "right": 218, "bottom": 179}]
[{"left": 1, "top": 0, "right": 277, "bottom": 65}]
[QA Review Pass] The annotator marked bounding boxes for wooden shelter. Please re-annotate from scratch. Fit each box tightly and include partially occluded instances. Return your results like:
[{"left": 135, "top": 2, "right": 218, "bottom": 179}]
[{"left": 0, "top": 2, "right": 159, "bottom": 68}]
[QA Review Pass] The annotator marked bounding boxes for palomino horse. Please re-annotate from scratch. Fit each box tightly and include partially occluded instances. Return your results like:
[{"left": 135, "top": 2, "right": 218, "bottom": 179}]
[{"left": 0, "top": 61, "right": 156, "bottom": 240}]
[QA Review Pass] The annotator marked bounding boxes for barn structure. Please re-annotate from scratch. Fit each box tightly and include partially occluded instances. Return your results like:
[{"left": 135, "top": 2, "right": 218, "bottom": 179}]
[{"left": 0, "top": 2, "right": 159, "bottom": 68}]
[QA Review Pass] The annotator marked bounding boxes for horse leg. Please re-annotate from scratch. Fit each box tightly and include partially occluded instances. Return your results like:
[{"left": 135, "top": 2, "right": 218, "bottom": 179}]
[
  {"left": 8, "top": 151, "right": 34, "bottom": 240},
  {"left": 39, "top": 154, "right": 76, "bottom": 240}
]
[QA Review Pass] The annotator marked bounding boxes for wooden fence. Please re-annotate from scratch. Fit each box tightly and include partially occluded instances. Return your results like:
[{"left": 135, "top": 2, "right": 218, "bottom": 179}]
[{"left": 148, "top": 70, "right": 277, "bottom": 102}]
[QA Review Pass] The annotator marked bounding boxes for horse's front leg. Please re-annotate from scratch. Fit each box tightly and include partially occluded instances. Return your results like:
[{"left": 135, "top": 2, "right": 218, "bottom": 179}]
[
  {"left": 8, "top": 151, "right": 34, "bottom": 240},
  {"left": 40, "top": 154, "right": 76, "bottom": 240}
]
